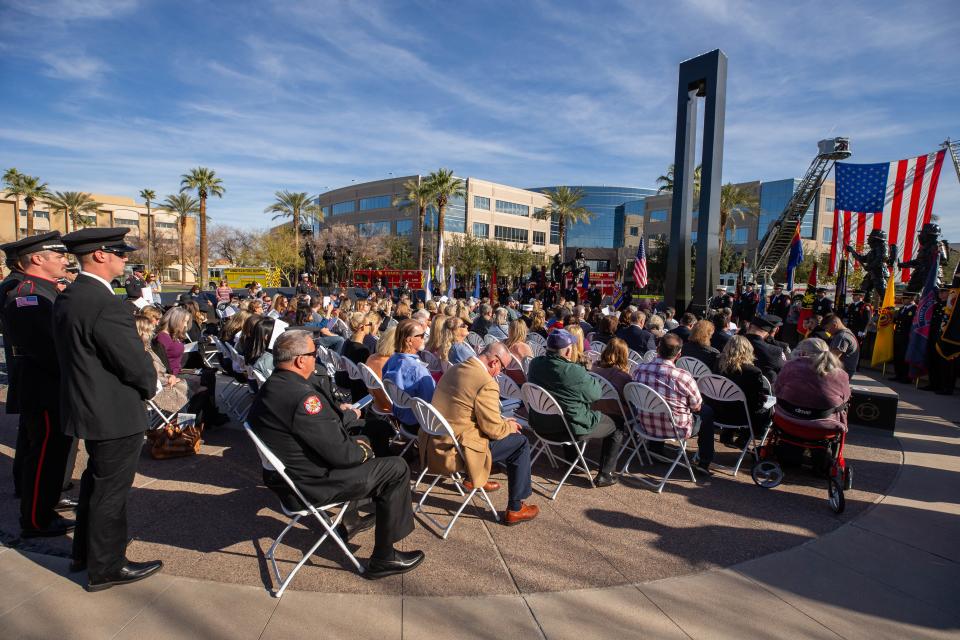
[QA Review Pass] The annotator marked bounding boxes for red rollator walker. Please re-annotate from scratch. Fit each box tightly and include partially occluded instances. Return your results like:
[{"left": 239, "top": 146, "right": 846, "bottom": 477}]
[{"left": 751, "top": 398, "right": 852, "bottom": 514}]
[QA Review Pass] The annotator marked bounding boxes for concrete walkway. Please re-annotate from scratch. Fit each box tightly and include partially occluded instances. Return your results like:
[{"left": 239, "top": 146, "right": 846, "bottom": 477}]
[{"left": 1, "top": 377, "right": 957, "bottom": 639}]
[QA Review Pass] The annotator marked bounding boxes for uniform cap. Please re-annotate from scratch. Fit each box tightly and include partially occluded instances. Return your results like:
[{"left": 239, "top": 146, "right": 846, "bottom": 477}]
[
  {"left": 716, "top": 285, "right": 726, "bottom": 291},
  {"left": 0, "top": 230, "right": 68, "bottom": 259},
  {"left": 816, "top": 287, "right": 828, "bottom": 293},
  {"left": 774, "top": 283, "right": 784, "bottom": 289},
  {"left": 61, "top": 227, "right": 137, "bottom": 255},
  {"left": 750, "top": 314, "right": 783, "bottom": 330}
]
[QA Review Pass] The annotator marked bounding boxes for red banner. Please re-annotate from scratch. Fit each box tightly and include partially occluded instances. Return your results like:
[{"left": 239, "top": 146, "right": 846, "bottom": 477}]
[{"left": 352, "top": 269, "right": 424, "bottom": 289}]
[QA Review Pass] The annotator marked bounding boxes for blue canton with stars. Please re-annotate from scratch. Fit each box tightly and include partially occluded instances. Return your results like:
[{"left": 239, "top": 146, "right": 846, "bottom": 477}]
[{"left": 835, "top": 162, "right": 889, "bottom": 212}]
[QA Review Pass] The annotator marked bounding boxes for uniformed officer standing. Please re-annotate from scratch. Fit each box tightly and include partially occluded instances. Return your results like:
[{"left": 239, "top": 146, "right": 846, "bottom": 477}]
[
  {"left": 890, "top": 292, "right": 917, "bottom": 383},
  {"left": 737, "top": 282, "right": 760, "bottom": 325},
  {"left": 709, "top": 285, "right": 732, "bottom": 311},
  {"left": 813, "top": 287, "right": 834, "bottom": 318},
  {"left": 1, "top": 232, "right": 78, "bottom": 537},
  {"left": 767, "top": 284, "right": 790, "bottom": 319},
  {"left": 925, "top": 289, "right": 955, "bottom": 394},
  {"left": 742, "top": 314, "right": 787, "bottom": 383},
  {"left": 0, "top": 250, "right": 26, "bottom": 495},
  {"left": 247, "top": 330, "right": 425, "bottom": 579},
  {"left": 845, "top": 290, "right": 873, "bottom": 342},
  {"left": 53, "top": 228, "right": 162, "bottom": 591}
]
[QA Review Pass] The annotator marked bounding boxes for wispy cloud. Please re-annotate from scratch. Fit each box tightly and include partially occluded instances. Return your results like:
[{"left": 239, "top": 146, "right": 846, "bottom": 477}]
[{"left": 39, "top": 50, "right": 109, "bottom": 81}]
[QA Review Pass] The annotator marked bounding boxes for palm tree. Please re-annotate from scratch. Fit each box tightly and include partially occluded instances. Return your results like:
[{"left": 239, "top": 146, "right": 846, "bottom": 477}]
[
  {"left": 393, "top": 178, "right": 433, "bottom": 270},
  {"left": 139, "top": 189, "right": 156, "bottom": 273},
  {"left": 718, "top": 183, "right": 759, "bottom": 253},
  {"left": 19, "top": 175, "right": 51, "bottom": 237},
  {"left": 263, "top": 190, "right": 320, "bottom": 270},
  {"left": 161, "top": 193, "right": 200, "bottom": 284},
  {"left": 179, "top": 167, "right": 224, "bottom": 288},
  {"left": 656, "top": 163, "right": 702, "bottom": 199},
  {"left": 2, "top": 168, "right": 24, "bottom": 240},
  {"left": 533, "top": 186, "right": 594, "bottom": 256},
  {"left": 45, "top": 191, "right": 100, "bottom": 233},
  {"left": 423, "top": 169, "right": 465, "bottom": 273}
]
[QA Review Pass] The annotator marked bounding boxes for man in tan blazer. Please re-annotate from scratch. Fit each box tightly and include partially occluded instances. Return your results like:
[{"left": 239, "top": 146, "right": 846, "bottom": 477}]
[{"left": 426, "top": 342, "right": 539, "bottom": 525}]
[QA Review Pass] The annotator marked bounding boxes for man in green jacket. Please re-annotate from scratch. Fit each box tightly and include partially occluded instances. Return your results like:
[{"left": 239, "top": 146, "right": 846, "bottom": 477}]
[{"left": 526, "top": 329, "right": 625, "bottom": 487}]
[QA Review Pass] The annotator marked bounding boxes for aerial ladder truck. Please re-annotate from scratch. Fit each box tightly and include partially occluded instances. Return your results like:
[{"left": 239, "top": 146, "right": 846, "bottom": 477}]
[{"left": 753, "top": 137, "right": 852, "bottom": 283}]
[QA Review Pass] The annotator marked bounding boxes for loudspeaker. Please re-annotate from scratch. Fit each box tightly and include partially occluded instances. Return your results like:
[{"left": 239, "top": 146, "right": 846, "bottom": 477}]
[{"left": 848, "top": 374, "right": 898, "bottom": 432}]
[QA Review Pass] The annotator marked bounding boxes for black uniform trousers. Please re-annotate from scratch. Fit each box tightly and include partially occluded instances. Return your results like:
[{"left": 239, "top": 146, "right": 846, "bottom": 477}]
[
  {"left": 72, "top": 433, "right": 143, "bottom": 581},
  {"left": 305, "top": 457, "right": 415, "bottom": 550},
  {"left": 12, "top": 415, "right": 26, "bottom": 497},
  {"left": 893, "top": 333, "right": 910, "bottom": 381},
  {"left": 19, "top": 406, "right": 73, "bottom": 530}
]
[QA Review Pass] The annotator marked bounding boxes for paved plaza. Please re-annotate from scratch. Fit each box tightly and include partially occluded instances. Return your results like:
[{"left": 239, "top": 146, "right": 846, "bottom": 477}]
[{"left": 0, "top": 372, "right": 957, "bottom": 639}]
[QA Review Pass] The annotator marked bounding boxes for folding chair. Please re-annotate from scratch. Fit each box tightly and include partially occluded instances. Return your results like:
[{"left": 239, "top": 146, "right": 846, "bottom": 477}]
[
  {"left": 584, "top": 350, "right": 601, "bottom": 369},
  {"left": 465, "top": 331, "right": 484, "bottom": 354},
  {"left": 146, "top": 398, "right": 178, "bottom": 429},
  {"left": 620, "top": 382, "right": 698, "bottom": 493},
  {"left": 381, "top": 378, "right": 420, "bottom": 456},
  {"left": 338, "top": 355, "right": 372, "bottom": 407},
  {"left": 676, "top": 356, "right": 711, "bottom": 380},
  {"left": 409, "top": 399, "right": 499, "bottom": 539},
  {"left": 628, "top": 348, "right": 643, "bottom": 363},
  {"left": 697, "top": 374, "right": 769, "bottom": 476},
  {"left": 642, "top": 349, "right": 658, "bottom": 363},
  {"left": 243, "top": 423, "right": 363, "bottom": 597},
  {"left": 588, "top": 340, "right": 605, "bottom": 353},
  {"left": 588, "top": 372, "right": 648, "bottom": 468},
  {"left": 483, "top": 333, "right": 501, "bottom": 347},
  {"left": 357, "top": 363, "right": 393, "bottom": 418},
  {"left": 520, "top": 382, "right": 596, "bottom": 500},
  {"left": 496, "top": 373, "right": 522, "bottom": 402},
  {"left": 419, "top": 349, "right": 443, "bottom": 375},
  {"left": 527, "top": 340, "right": 546, "bottom": 357},
  {"left": 526, "top": 333, "right": 546, "bottom": 350}
]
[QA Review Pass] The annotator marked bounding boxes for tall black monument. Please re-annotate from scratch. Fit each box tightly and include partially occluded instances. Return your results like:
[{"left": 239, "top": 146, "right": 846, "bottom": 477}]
[{"left": 665, "top": 49, "right": 727, "bottom": 313}]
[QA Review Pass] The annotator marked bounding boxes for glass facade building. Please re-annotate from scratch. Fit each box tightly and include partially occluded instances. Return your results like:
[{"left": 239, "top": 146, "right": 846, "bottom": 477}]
[
  {"left": 759, "top": 179, "right": 816, "bottom": 242},
  {"left": 530, "top": 185, "right": 657, "bottom": 249}
]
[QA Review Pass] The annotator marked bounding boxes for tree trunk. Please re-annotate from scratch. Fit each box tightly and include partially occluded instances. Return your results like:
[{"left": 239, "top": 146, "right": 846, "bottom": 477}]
[
  {"left": 179, "top": 219, "right": 186, "bottom": 284},
  {"left": 13, "top": 196, "right": 20, "bottom": 241},
  {"left": 64, "top": 207, "right": 70, "bottom": 234},
  {"left": 416, "top": 205, "right": 426, "bottom": 270},
  {"left": 436, "top": 202, "right": 446, "bottom": 266},
  {"left": 558, "top": 217, "right": 566, "bottom": 257},
  {"left": 25, "top": 198, "right": 34, "bottom": 236},
  {"left": 146, "top": 202, "right": 153, "bottom": 275},
  {"left": 293, "top": 209, "right": 300, "bottom": 273},
  {"left": 199, "top": 195, "right": 207, "bottom": 288}
]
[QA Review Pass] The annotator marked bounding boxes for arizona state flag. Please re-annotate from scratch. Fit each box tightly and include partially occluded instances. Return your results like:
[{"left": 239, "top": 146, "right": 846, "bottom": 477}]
[
  {"left": 935, "top": 261, "right": 960, "bottom": 361},
  {"left": 871, "top": 272, "right": 897, "bottom": 366},
  {"left": 796, "top": 263, "right": 818, "bottom": 336}
]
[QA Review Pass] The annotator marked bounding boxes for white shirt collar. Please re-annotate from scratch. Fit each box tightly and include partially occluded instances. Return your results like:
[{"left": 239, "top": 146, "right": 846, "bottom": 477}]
[{"left": 80, "top": 271, "right": 116, "bottom": 295}]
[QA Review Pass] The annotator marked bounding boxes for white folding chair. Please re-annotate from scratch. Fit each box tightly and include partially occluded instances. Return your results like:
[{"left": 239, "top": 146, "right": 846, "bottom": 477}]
[
  {"left": 676, "top": 356, "right": 711, "bottom": 380},
  {"left": 496, "top": 373, "right": 522, "bottom": 402},
  {"left": 642, "top": 349, "right": 658, "bottom": 363},
  {"left": 588, "top": 340, "right": 605, "bottom": 353},
  {"left": 528, "top": 341, "right": 546, "bottom": 357},
  {"left": 621, "top": 382, "right": 698, "bottom": 493},
  {"left": 146, "top": 399, "right": 178, "bottom": 429},
  {"left": 521, "top": 382, "right": 596, "bottom": 500},
  {"left": 588, "top": 372, "right": 648, "bottom": 468},
  {"left": 483, "top": 333, "right": 501, "bottom": 347},
  {"left": 381, "top": 378, "right": 420, "bottom": 456},
  {"left": 358, "top": 363, "right": 392, "bottom": 418},
  {"left": 338, "top": 355, "right": 372, "bottom": 406},
  {"left": 242, "top": 423, "right": 363, "bottom": 597},
  {"left": 409, "top": 399, "right": 499, "bottom": 538},
  {"left": 628, "top": 348, "right": 643, "bottom": 363},
  {"left": 250, "top": 367, "right": 268, "bottom": 386},
  {"left": 526, "top": 333, "right": 547, "bottom": 349},
  {"left": 505, "top": 352, "right": 527, "bottom": 381},
  {"left": 419, "top": 349, "right": 443, "bottom": 374},
  {"left": 697, "top": 374, "right": 769, "bottom": 476},
  {"left": 584, "top": 350, "right": 601, "bottom": 369},
  {"left": 465, "top": 331, "right": 484, "bottom": 354}
]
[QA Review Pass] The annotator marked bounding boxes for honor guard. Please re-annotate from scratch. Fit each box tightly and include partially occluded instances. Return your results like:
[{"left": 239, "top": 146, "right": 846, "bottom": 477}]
[
  {"left": 0, "top": 250, "right": 26, "bottom": 495},
  {"left": 709, "top": 286, "right": 732, "bottom": 310},
  {"left": 845, "top": 290, "right": 873, "bottom": 339},
  {"left": 743, "top": 314, "right": 787, "bottom": 383},
  {"left": 890, "top": 292, "right": 917, "bottom": 383},
  {"left": 737, "top": 282, "right": 760, "bottom": 324},
  {"left": 54, "top": 228, "right": 163, "bottom": 591},
  {"left": 767, "top": 283, "right": 790, "bottom": 319},
  {"left": 813, "top": 287, "right": 834, "bottom": 317},
  {"left": 0, "top": 232, "right": 77, "bottom": 537}
]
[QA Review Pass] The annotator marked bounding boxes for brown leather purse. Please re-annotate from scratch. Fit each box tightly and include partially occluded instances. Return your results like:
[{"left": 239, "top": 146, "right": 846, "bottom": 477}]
[{"left": 149, "top": 414, "right": 203, "bottom": 459}]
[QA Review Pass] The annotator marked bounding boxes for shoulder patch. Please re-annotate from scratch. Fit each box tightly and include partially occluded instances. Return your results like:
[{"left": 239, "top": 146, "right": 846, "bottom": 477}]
[
  {"left": 15, "top": 296, "right": 38, "bottom": 307},
  {"left": 303, "top": 395, "right": 323, "bottom": 415}
]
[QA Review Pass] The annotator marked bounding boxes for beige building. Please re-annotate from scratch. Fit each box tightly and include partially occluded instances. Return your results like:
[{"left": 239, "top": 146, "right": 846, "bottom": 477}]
[
  {"left": 309, "top": 175, "right": 560, "bottom": 259},
  {"left": 0, "top": 191, "right": 198, "bottom": 283}
]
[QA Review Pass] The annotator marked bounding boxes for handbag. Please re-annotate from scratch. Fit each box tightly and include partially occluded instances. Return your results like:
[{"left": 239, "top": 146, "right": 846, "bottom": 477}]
[{"left": 150, "top": 413, "right": 203, "bottom": 459}]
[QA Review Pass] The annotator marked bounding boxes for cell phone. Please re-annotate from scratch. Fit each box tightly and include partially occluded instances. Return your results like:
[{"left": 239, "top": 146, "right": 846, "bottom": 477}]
[{"left": 351, "top": 396, "right": 373, "bottom": 410}]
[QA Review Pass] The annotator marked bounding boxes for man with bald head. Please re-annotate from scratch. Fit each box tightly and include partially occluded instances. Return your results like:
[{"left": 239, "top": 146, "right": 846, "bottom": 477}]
[{"left": 427, "top": 342, "right": 539, "bottom": 525}]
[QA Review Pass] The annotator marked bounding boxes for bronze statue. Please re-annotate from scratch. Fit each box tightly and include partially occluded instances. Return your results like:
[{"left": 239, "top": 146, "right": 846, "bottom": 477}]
[
  {"left": 342, "top": 248, "right": 354, "bottom": 287},
  {"left": 571, "top": 248, "right": 588, "bottom": 286},
  {"left": 550, "top": 253, "right": 564, "bottom": 284},
  {"left": 322, "top": 243, "right": 336, "bottom": 286},
  {"left": 899, "top": 223, "right": 949, "bottom": 292},
  {"left": 846, "top": 228, "right": 889, "bottom": 305},
  {"left": 301, "top": 229, "right": 317, "bottom": 279}
]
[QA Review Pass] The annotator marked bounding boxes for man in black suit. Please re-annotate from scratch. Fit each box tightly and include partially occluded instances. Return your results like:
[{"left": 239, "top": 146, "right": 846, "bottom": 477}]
[
  {"left": 891, "top": 292, "right": 917, "bottom": 382},
  {"left": 54, "top": 228, "right": 162, "bottom": 592},
  {"left": 247, "top": 330, "right": 424, "bottom": 579},
  {"left": 743, "top": 314, "right": 787, "bottom": 383},
  {"left": 767, "top": 283, "right": 790, "bottom": 319},
  {"left": 813, "top": 287, "right": 834, "bottom": 318},
  {"left": 616, "top": 310, "right": 656, "bottom": 354},
  {"left": 0, "top": 232, "right": 77, "bottom": 537},
  {"left": 668, "top": 312, "right": 697, "bottom": 342}
]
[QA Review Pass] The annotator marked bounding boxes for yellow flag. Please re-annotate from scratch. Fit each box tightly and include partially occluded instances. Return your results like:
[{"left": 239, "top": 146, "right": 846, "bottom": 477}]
[{"left": 871, "top": 272, "right": 897, "bottom": 366}]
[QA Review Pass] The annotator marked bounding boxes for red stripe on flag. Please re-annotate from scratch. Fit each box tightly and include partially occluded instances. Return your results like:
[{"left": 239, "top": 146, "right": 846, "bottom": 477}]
[
  {"left": 922, "top": 150, "right": 945, "bottom": 224},
  {"left": 888, "top": 159, "right": 908, "bottom": 254},
  {"left": 872, "top": 213, "right": 882, "bottom": 230},
  {"left": 901, "top": 155, "right": 926, "bottom": 283},
  {"left": 856, "top": 212, "right": 867, "bottom": 249},
  {"left": 828, "top": 213, "right": 840, "bottom": 275}
]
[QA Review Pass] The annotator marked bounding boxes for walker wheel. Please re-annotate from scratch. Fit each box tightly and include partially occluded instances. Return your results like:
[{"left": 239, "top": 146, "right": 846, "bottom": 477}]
[
  {"left": 751, "top": 461, "right": 783, "bottom": 488},
  {"left": 828, "top": 477, "right": 846, "bottom": 514}
]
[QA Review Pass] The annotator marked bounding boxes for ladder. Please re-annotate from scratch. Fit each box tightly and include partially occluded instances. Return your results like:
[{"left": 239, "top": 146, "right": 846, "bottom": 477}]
[
  {"left": 754, "top": 137, "right": 852, "bottom": 280},
  {"left": 943, "top": 138, "right": 960, "bottom": 186}
]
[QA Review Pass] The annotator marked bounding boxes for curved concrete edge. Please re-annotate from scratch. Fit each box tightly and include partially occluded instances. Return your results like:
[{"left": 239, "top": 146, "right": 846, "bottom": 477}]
[{"left": 1, "top": 376, "right": 957, "bottom": 640}]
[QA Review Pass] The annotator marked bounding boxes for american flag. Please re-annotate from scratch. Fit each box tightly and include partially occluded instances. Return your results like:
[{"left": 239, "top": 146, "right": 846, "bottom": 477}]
[
  {"left": 829, "top": 150, "right": 946, "bottom": 282},
  {"left": 632, "top": 238, "right": 647, "bottom": 288}
]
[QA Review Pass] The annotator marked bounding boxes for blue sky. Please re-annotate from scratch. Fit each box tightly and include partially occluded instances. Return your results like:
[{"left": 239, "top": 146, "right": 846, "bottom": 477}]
[{"left": 1, "top": 0, "right": 958, "bottom": 238}]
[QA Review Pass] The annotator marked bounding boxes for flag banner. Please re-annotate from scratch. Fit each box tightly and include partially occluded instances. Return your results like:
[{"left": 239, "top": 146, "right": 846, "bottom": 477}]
[
  {"left": 757, "top": 281, "right": 767, "bottom": 316},
  {"left": 424, "top": 267, "right": 432, "bottom": 301},
  {"left": 473, "top": 271, "right": 480, "bottom": 299},
  {"left": 612, "top": 281, "right": 625, "bottom": 309},
  {"left": 582, "top": 266, "right": 590, "bottom": 289},
  {"left": 786, "top": 223, "right": 804, "bottom": 290},
  {"left": 935, "top": 261, "right": 960, "bottom": 361},
  {"left": 435, "top": 235, "right": 445, "bottom": 288},
  {"left": 797, "top": 262, "right": 818, "bottom": 336},
  {"left": 834, "top": 257, "right": 848, "bottom": 311},
  {"left": 831, "top": 149, "right": 946, "bottom": 282},
  {"left": 906, "top": 251, "right": 941, "bottom": 376},
  {"left": 448, "top": 266, "right": 455, "bottom": 296},
  {"left": 735, "top": 259, "right": 745, "bottom": 301},
  {"left": 871, "top": 272, "right": 897, "bottom": 366},
  {"left": 633, "top": 238, "right": 648, "bottom": 289}
]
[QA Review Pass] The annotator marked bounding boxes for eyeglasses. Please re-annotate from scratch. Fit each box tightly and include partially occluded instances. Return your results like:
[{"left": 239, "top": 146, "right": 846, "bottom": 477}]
[
  {"left": 99, "top": 247, "right": 129, "bottom": 256},
  {"left": 411, "top": 332, "right": 426, "bottom": 339},
  {"left": 294, "top": 351, "right": 317, "bottom": 359}
]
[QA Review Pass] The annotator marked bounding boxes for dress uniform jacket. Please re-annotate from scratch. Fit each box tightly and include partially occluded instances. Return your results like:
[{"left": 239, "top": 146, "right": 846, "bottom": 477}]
[
  {"left": 3, "top": 275, "right": 61, "bottom": 412},
  {"left": 0, "top": 269, "right": 26, "bottom": 413},
  {"left": 744, "top": 333, "right": 786, "bottom": 384},
  {"left": 813, "top": 297, "right": 834, "bottom": 318},
  {"left": 767, "top": 293, "right": 790, "bottom": 319},
  {"left": 737, "top": 291, "right": 759, "bottom": 323},
  {"left": 425, "top": 358, "right": 512, "bottom": 487},
  {"left": 53, "top": 274, "right": 157, "bottom": 440},
  {"left": 247, "top": 369, "right": 374, "bottom": 506}
]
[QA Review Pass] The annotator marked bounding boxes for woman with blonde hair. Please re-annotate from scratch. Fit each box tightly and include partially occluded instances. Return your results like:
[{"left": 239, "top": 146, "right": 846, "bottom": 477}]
[
  {"left": 270, "top": 294, "right": 288, "bottom": 318},
  {"left": 566, "top": 324, "right": 588, "bottom": 368},
  {"left": 681, "top": 319, "right": 720, "bottom": 372},
  {"left": 529, "top": 309, "right": 548, "bottom": 338},
  {"left": 365, "top": 326, "right": 397, "bottom": 413},
  {"left": 645, "top": 313, "right": 665, "bottom": 340},
  {"left": 591, "top": 337, "right": 632, "bottom": 423},
  {"left": 364, "top": 311, "right": 382, "bottom": 352},
  {"left": 424, "top": 313, "right": 449, "bottom": 356},
  {"left": 713, "top": 335, "right": 771, "bottom": 446},
  {"left": 504, "top": 319, "right": 533, "bottom": 360}
]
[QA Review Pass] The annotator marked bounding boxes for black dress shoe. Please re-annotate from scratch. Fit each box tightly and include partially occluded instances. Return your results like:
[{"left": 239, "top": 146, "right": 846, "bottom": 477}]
[
  {"left": 21, "top": 515, "right": 75, "bottom": 538},
  {"left": 86, "top": 560, "right": 163, "bottom": 592},
  {"left": 336, "top": 513, "right": 376, "bottom": 540},
  {"left": 55, "top": 497, "right": 79, "bottom": 511},
  {"left": 364, "top": 550, "right": 425, "bottom": 580},
  {"left": 594, "top": 472, "right": 619, "bottom": 487}
]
